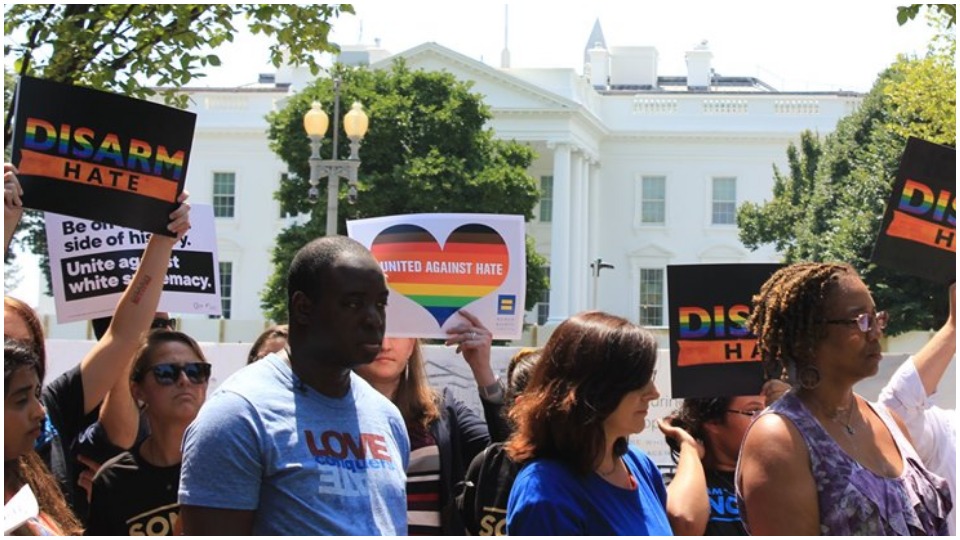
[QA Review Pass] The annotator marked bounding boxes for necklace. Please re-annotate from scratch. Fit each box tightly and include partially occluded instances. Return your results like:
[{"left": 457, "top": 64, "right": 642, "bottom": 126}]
[
  {"left": 804, "top": 392, "right": 858, "bottom": 436},
  {"left": 828, "top": 395, "right": 858, "bottom": 436}
]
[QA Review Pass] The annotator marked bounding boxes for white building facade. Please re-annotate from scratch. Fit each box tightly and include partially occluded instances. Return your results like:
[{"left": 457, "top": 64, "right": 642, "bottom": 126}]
[{"left": 37, "top": 36, "right": 862, "bottom": 345}]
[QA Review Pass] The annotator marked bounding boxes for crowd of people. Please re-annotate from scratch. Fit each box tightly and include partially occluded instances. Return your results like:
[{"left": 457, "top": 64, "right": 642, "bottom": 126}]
[{"left": 4, "top": 161, "right": 956, "bottom": 536}]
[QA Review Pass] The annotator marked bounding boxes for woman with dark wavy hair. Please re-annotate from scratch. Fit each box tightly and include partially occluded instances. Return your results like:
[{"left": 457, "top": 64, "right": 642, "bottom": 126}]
[
  {"left": 505, "top": 311, "right": 670, "bottom": 535},
  {"left": 5, "top": 339, "right": 83, "bottom": 535}
]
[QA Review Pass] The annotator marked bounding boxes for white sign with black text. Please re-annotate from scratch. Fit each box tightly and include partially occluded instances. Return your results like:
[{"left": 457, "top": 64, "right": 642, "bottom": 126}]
[{"left": 44, "top": 203, "right": 221, "bottom": 323}]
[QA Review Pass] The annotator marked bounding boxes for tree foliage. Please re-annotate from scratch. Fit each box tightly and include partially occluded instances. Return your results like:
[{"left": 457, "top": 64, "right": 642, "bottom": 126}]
[
  {"left": 4, "top": 3, "right": 350, "bottom": 293},
  {"left": 4, "top": 4, "right": 351, "bottom": 112},
  {"left": 897, "top": 4, "right": 956, "bottom": 27},
  {"left": 737, "top": 20, "right": 956, "bottom": 334},
  {"left": 261, "top": 61, "right": 545, "bottom": 323}
]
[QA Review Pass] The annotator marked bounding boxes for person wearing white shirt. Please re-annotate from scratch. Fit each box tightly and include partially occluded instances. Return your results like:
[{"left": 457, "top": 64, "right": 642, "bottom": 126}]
[{"left": 879, "top": 283, "right": 955, "bottom": 535}]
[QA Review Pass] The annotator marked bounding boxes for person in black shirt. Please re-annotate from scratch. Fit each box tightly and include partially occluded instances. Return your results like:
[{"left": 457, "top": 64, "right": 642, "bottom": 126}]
[
  {"left": 4, "top": 169, "right": 192, "bottom": 521},
  {"left": 456, "top": 347, "right": 541, "bottom": 535},
  {"left": 659, "top": 394, "right": 771, "bottom": 536},
  {"left": 86, "top": 330, "right": 210, "bottom": 535}
]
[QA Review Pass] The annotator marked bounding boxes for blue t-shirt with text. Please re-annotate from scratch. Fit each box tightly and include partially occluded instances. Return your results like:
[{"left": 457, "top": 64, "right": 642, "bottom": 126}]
[{"left": 179, "top": 353, "right": 409, "bottom": 535}]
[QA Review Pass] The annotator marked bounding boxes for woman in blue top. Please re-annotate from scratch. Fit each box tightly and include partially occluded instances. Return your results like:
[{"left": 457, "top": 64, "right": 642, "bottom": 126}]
[{"left": 505, "top": 311, "right": 672, "bottom": 535}]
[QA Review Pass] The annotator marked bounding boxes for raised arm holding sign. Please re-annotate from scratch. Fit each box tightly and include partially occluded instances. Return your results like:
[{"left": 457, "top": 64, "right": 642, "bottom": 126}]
[{"left": 3, "top": 187, "right": 191, "bottom": 520}]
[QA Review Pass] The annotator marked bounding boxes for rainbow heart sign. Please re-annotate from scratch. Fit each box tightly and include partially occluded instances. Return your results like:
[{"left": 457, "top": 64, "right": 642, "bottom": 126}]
[
  {"left": 348, "top": 214, "right": 526, "bottom": 340},
  {"left": 372, "top": 223, "right": 509, "bottom": 326}
]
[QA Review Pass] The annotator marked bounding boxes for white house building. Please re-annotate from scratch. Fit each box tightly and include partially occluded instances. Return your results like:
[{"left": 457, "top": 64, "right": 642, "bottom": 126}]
[{"left": 36, "top": 28, "right": 863, "bottom": 345}]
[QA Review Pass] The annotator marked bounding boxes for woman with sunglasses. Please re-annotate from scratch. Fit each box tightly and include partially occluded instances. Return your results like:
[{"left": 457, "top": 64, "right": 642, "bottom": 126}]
[
  {"left": 736, "top": 262, "right": 951, "bottom": 535},
  {"left": 3, "top": 183, "right": 191, "bottom": 520},
  {"left": 85, "top": 330, "right": 210, "bottom": 535}
]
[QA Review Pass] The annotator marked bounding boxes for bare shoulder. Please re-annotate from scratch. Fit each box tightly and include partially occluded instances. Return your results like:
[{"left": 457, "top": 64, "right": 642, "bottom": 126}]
[
  {"left": 738, "top": 412, "right": 820, "bottom": 535},
  {"left": 741, "top": 411, "right": 807, "bottom": 463}
]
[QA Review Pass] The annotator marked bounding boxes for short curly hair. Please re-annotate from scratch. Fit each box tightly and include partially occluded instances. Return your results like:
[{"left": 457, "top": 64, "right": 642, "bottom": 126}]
[{"left": 747, "top": 262, "right": 854, "bottom": 381}]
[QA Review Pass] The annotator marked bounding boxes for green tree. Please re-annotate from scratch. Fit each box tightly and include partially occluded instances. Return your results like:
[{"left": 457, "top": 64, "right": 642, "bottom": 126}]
[
  {"left": 261, "top": 61, "right": 546, "bottom": 323},
  {"left": 4, "top": 4, "right": 351, "bottom": 293},
  {"left": 897, "top": 4, "right": 956, "bottom": 27},
  {"left": 737, "top": 21, "right": 956, "bottom": 334},
  {"left": 4, "top": 4, "right": 351, "bottom": 116}
]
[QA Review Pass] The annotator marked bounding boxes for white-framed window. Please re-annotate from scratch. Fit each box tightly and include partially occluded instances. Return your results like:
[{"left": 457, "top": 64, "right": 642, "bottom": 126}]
[
  {"left": 711, "top": 176, "right": 737, "bottom": 225},
  {"left": 219, "top": 261, "right": 233, "bottom": 319},
  {"left": 638, "top": 175, "right": 666, "bottom": 225},
  {"left": 638, "top": 268, "right": 664, "bottom": 326},
  {"left": 538, "top": 176, "right": 553, "bottom": 222},
  {"left": 213, "top": 172, "right": 236, "bottom": 218}
]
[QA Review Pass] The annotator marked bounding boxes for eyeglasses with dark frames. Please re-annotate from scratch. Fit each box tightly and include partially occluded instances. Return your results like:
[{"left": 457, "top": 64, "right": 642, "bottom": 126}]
[
  {"left": 727, "top": 409, "right": 762, "bottom": 417},
  {"left": 821, "top": 311, "right": 888, "bottom": 333},
  {"left": 150, "top": 317, "right": 179, "bottom": 331},
  {"left": 149, "top": 362, "right": 211, "bottom": 385}
]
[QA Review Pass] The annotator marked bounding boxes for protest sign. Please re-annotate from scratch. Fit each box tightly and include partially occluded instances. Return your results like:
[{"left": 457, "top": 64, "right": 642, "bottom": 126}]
[
  {"left": 10, "top": 76, "right": 196, "bottom": 236},
  {"left": 45, "top": 204, "right": 221, "bottom": 323},
  {"left": 871, "top": 137, "right": 955, "bottom": 284},
  {"left": 667, "top": 263, "right": 781, "bottom": 399},
  {"left": 348, "top": 213, "right": 526, "bottom": 339}
]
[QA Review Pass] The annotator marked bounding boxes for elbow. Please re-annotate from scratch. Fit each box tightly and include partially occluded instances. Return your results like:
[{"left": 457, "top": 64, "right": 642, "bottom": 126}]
[{"left": 667, "top": 511, "right": 707, "bottom": 536}]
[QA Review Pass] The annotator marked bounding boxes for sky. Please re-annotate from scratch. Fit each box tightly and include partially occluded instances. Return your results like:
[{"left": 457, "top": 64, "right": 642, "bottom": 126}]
[
  {"left": 197, "top": 0, "right": 942, "bottom": 93},
  {"left": 3, "top": 1, "right": 946, "bottom": 305}
]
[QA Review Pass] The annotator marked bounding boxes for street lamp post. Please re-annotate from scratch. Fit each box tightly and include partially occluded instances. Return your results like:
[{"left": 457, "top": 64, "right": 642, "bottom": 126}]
[
  {"left": 590, "top": 258, "right": 614, "bottom": 309},
  {"left": 303, "top": 77, "right": 370, "bottom": 236}
]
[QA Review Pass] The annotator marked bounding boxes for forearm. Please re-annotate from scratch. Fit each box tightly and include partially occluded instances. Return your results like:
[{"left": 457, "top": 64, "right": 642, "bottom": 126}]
[
  {"left": 109, "top": 234, "right": 175, "bottom": 341},
  {"left": 97, "top": 365, "right": 140, "bottom": 449},
  {"left": 665, "top": 442, "right": 709, "bottom": 536},
  {"left": 913, "top": 323, "right": 956, "bottom": 396},
  {"left": 80, "top": 234, "right": 175, "bottom": 412},
  {"left": 4, "top": 214, "right": 18, "bottom": 254}
]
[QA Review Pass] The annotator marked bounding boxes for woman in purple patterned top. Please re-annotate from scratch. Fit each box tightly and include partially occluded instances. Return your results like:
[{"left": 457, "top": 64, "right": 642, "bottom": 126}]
[{"left": 736, "top": 262, "right": 951, "bottom": 535}]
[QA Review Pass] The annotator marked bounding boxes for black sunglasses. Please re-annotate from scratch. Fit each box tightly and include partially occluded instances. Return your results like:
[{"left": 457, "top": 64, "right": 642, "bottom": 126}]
[
  {"left": 150, "top": 362, "right": 211, "bottom": 385},
  {"left": 151, "top": 317, "right": 179, "bottom": 330}
]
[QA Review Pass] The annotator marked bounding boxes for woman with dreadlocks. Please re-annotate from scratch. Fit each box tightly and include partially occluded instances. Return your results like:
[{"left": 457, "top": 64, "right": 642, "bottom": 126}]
[{"left": 735, "top": 262, "right": 951, "bottom": 535}]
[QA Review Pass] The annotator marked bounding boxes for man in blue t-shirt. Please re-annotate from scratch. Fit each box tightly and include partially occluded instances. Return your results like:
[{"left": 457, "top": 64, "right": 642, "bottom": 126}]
[{"left": 179, "top": 236, "right": 409, "bottom": 535}]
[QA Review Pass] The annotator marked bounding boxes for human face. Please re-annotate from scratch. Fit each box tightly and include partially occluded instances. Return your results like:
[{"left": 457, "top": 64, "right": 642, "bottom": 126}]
[
  {"left": 813, "top": 274, "right": 884, "bottom": 381},
  {"left": 304, "top": 252, "right": 389, "bottom": 368},
  {"left": 131, "top": 341, "right": 208, "bottom": 425},
  {"left": 355, "top": 337, "right": 415, "bottom": 389},
  {"left": 707, "top": 395, "right": 764, "bottom": 464},
  {"left": 5, "top": 367, "right": 45, "bottom": 461},
  {"left": 603, "top": 376, "right": 660, "bottom": 441},
  {"left": 4, "top": 307, "right": 32, "bottom": 343}
]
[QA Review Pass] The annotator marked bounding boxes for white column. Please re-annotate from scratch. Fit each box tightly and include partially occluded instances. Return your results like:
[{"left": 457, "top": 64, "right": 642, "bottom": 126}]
[
  {"left": 569, "top": 149, "right": 584, "bottom": 315},
  {"left": 588, "top": 161, "right": 602, "bottom": 309},
  {"left": 578, "top": 156, "right": 591, "bottom": 311},
  {"left": 547, "top": 142, "right": 572, "bottom": 324}
]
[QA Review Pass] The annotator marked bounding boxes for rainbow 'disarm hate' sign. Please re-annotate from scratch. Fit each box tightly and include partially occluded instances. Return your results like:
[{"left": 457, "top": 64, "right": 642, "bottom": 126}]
[
  {"left": 11, "top": 76, "right": 196, "bottom": 236},
  {"left": 348, "top": 214, "right": 526, "bottom": 340},
  {"left": 872, "top": 137, "right": 955, "bottom": 284},
  {"left": 667, "top": 263, "right": 782, "bottom": 399}
]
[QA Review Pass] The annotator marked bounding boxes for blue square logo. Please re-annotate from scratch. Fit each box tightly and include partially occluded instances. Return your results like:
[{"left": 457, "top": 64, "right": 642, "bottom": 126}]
[{"left": 497, "top": 295, "right": 516, "bottom": 315}]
